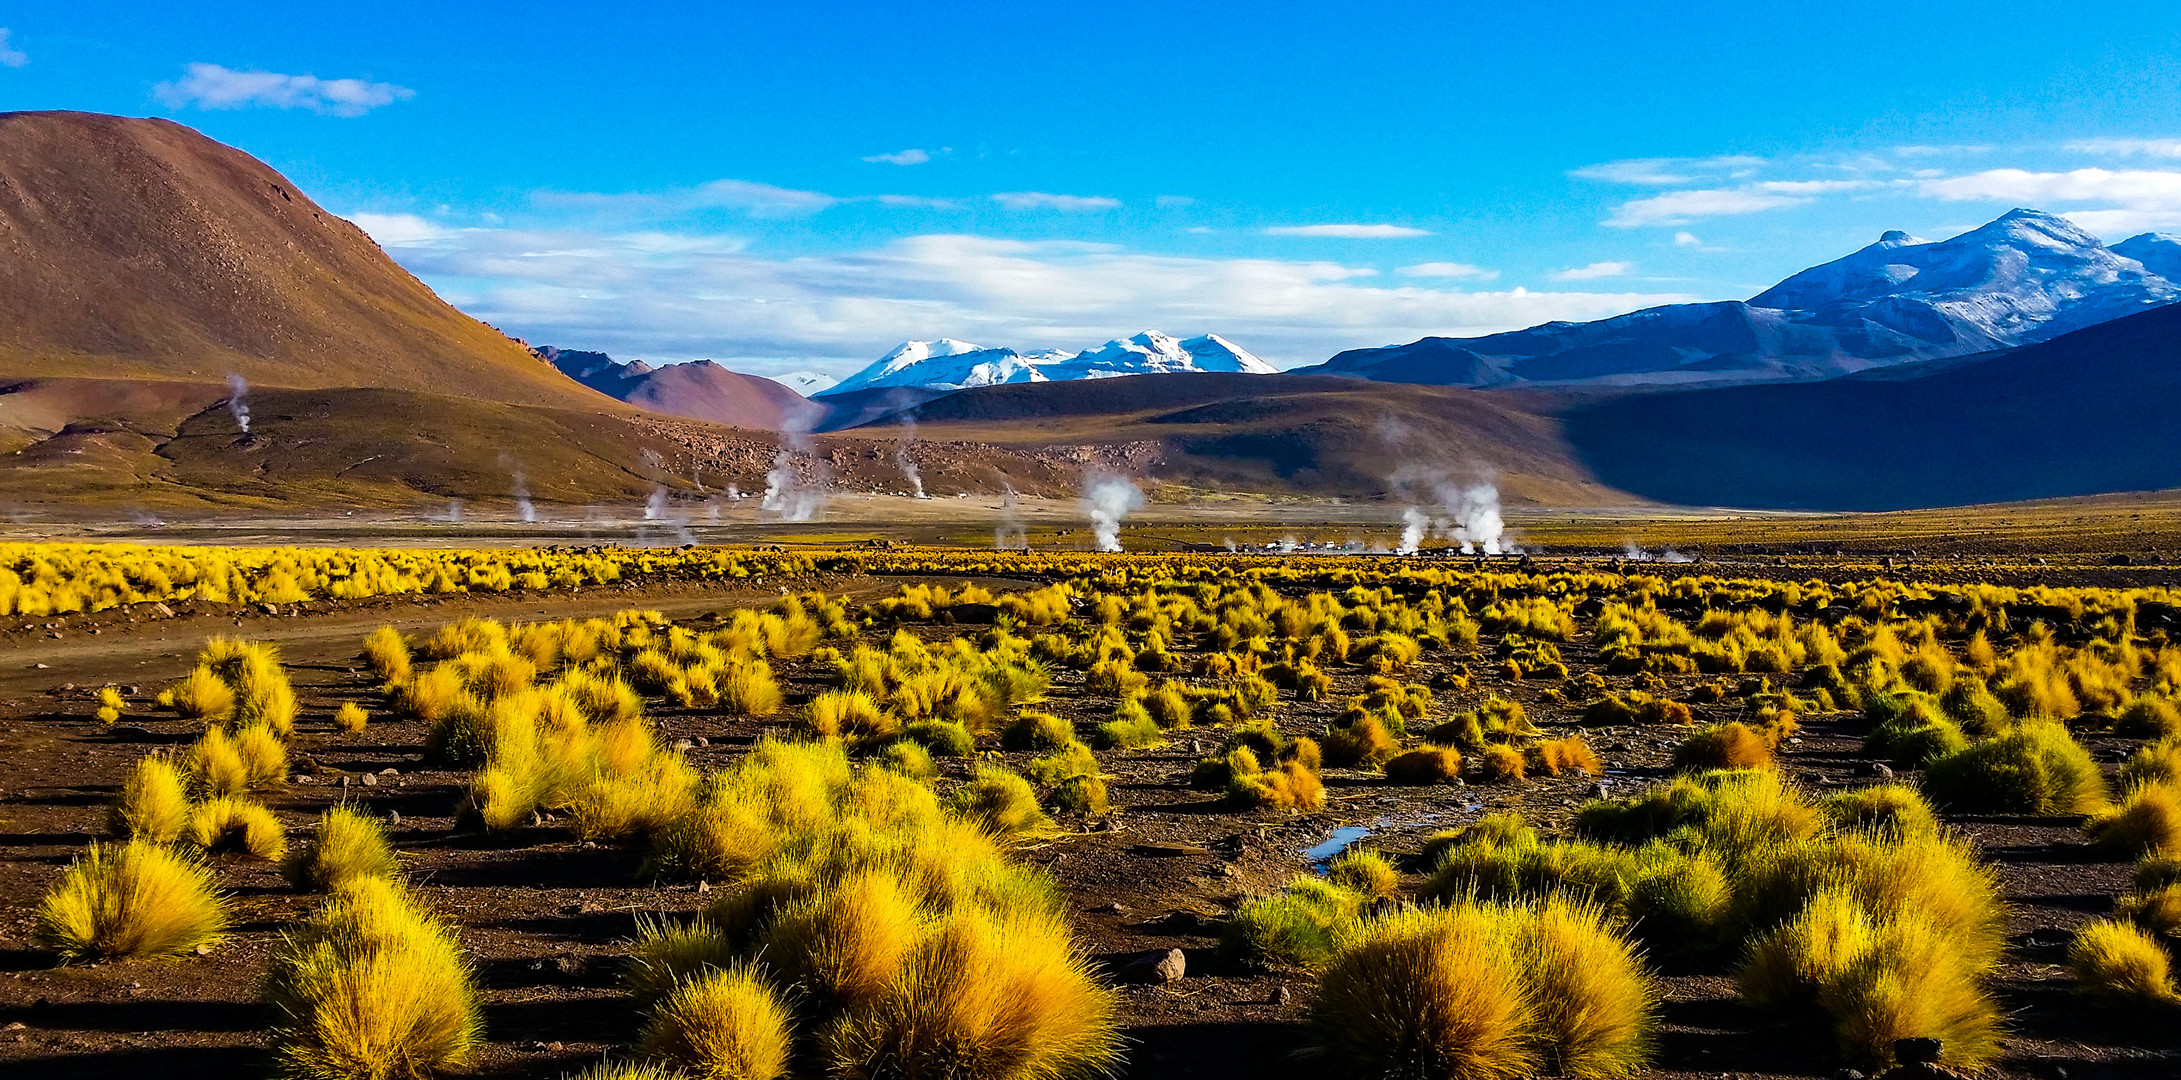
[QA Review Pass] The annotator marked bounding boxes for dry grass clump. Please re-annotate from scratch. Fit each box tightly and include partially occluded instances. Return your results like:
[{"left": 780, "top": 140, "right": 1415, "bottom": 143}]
[
  {"left": 264, "top": 877, "right": 482, "bottom": 1080},
  {"left": 804, "top": 689, "right": 897, "bottom": 741},
  {"left": 1921, "top": 720, "right": 2109, "bottom": 816},
  {"left": 109, "top": 755, "right": 190, "bottom": 843},
  {"left": 1582, "top": 690, "right": 1693, "bottom": 728},
  {"left": 949, "top": 766, "right": 1050, "bottom": 836},
  {"left": 1862, "top": 692, "right": 1969, "bottom": 769},
  {"left": 1326, "top": 849, "right": 1401, "bottom": 901},
  {"left": 1306, "top": 898, "right": 1654, "bottom": 1079},
  {"left": 638, "top": 965, "right": 794, "bottom": 1079},
  {"left": 1819, "top": 783, "right": 1939, "bottom": 836},
  {"left": 332, "top": 701, "right": 370, "bottom": 734},
  {"left": 1223, "top": 746, "right": 1327, "bottom": 812},
  {"left": 2087, "top": 782, "right": 2181, "bottom": 857},
  {"left": 1477, "top": 744, "right": 1527, "bottom": 783},
  {"left": 1323, "top": 710, "right": 1399, "bottom": 768},
  {"left": 360, "top": 626, "right": 413, "bottom": 684},
  {"left": 627, "top": 739, "right": 1119, "bottom": 1080},
  {"left": 903, "top": 718, "right": 976, "bottom": 757},
  {"left": 35, "top": 839, "right": 228, "bottom": 961},
  {"left": 1673, "top": 723, "right": 1773, "bottom": 771},
  {"left": 873, "top": 739, "right": 938, "bottom": 780},
  {"left": 1221, "top": 876, "right": 1368, "bottom": 970},
  {"left": 1001, "top": 710, "right": 1076, "bottom": 751},
  {"left": 2069, "top": 918, "right": 2180, "bottom": 1003},
  {"left": 1385, "top": 746, "right": 1463, "bottom": 786},
  {"left": 1532, "top": 735, "right": 1602, "bottom": 777},
  {"left": 169, "top": 665, "right": 235, "bottom": 723},
  {"left": 283, "top": 805, "right": 401, "bottom": 892},
  {"left": 184, "top": 795, "right": 287, "bottom": 860}
]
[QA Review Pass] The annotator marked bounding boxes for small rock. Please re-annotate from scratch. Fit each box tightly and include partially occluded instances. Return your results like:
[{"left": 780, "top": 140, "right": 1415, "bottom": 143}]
[
  {"left": 1159, "top": 909, "right": 1203, "bottom": 932},
  {"left": 698, "top": 880, "right": 712, "bottom": 894},
  {"left": 359, "top": 773, "right": 378, "bottom": 787},
  {"left": 1119, "top": 947, "right": 1186, "bottom": 984},
  {"left": 1095, "top": 901, "right": 1128, "bottom": 915},
  {"left": 1894, "top": 1037, "right": 1943, "bottom": 1065},
  {"left": 1, "top": 1022, "right": 22, "bottom": 1031},
  {"left": 1214, "top": 862, "right": 1242, "bottom": 878},
  {"left": 152, "top": 603, "right": 175, "bottom": 618},
  {"left": 386, "top": 811, "right": 402, "bottom": 828},
  {"left": 379, "top": 767, "right": 399, "bottom": 776},
  {"left": 194, "top": 943, "right": 212, "bottom": 956},
  {"left": 545, "top": 1041, "right": 566, "bottom": 1053},
  {"left": 293, "top": 774, "right": 314, "bottom": 785},
  {"left": 1269, "top": 985, "right": 1291, "bottom": 1006},
  {"left": 30, "top": 663, "right": 46, "bottom": 670},
  {"left": 694, "top": 736, "right": 710, "bottom": 748},
  {"left": 338, "top": 775, "right": 352, "bottom": 788},
  {"left": 672, "top": 739, "right": 695, "bottom": 752}
]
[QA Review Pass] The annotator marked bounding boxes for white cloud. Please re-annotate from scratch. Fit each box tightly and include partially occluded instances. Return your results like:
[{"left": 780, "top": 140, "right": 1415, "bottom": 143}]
[
  {"left": 1673, "top": 231, "right": 1702, "bottom": 247},
  {"left": 153, "top": 62, "right": 413, "bottom": 117},
  {"left": 1918, "top": 168, "right": 2181, "bottom": 233},
  {"left": 1605, "top": 188, "right": 1807, "bottom": 227},
  {"left": 1753, "top": 179, "right": 1881, "bottom": 195},
  {"left": 1550, "top": 261, "right": 1632, "bottom": 281},
  {"left": 348, "top": 212, "right": 458, "bottom": 247},
  {"left": 990, "top": 191, "right": 1122, "bottom": 212},
  {"left": 369, "top": 222, "right": 1697, "bottom": 375},
  {"left": 1263, "top": 224, "right": 1431, "bottom": 238},
  {"left": 876, "top": 194, "right": 963, "bottom": 210},
  {"left": 2065, "top": 138, "right": 2181, "bottom": 159},
  {"left": 1570, "top": 155, "right": 1764, "bottom": 186},
  {"left": 862, "top": 148, "right": 929, "bottom": 165},
  {"left": 1397, "top": 262, "right": 1498, "bottom": 280},
  {"left": 0, "top": 29, "right": 26, "bottom": 68},
  {"left": 536, "top": 178, "right": 837, "bottom": 218}
]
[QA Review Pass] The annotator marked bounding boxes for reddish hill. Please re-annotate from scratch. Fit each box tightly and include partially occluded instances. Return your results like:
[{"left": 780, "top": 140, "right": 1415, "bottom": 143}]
[
  {"left": 0, "top": 110, "right": 598, "bottom": 407},
  {"left": 540, "top": 347, "right": 818, "bottom": 431}
]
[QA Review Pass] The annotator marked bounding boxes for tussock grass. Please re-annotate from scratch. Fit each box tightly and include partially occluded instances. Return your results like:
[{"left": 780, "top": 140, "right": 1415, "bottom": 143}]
[
  {"left": 874, "top": 739, "right": 938, "bottom": 780},
  {"left": 1674, "top": 723, "right": 1773, "bottom": 771},
  {"left": 35, "top": 839, "right": 228, "bottom": 961},
  {"left": 264, "top": 877, "right": 482, "bottom": 1080},
  {"left": 1001, "top": 710, "right": 1076, "bottom": 751},
  {"left": 109, "top": 755, "right": 190, "bottom": 843},
  {"left": 1221, "top": 877, "right": 1366, "bottom": 970},
  {"left": 1477, "top": 744, "right": 1527, "bottom": 783},
  {"left": 639, "top": 965, "right": 794, "bottom": 1080},
  {"left": 1922, "top": 720, "right": 2109, "bottom": 816},
  {"left": 2087, "top": 782, "right": 2181, "bottom": 857},
  {"left": 332, "top": 701, "right": 369, "bottom": 734},
  {"left": 1326, "top": 849, "right": 1400, "bottom": 902},
  {"left": 1385, "top": 746, "right": 1463, "bottom": 785},
  {"left": 1533, "top": 735, "right": 1602, "bottom": 777},
  {"left": 1819, "top": 784, "right": 1938, "bottom": 837},
  {"left": 949, "top": 766, "right": 1050, "bottom": 836},
  {"left": 2069, "top": 918, "right": 2179, "bottom": 1003},
  {"left": 283, "top": 805, "right": 401, "bottom": 892},
  {"left": 184, "top": 795, "right": 287, "bottom": 860},
  {"left": 1307, "top": 899, "right": 1655, "bottom": 1080},
  {"left": 170, "top": 665, "right": 234, "bottom": 723},
  {"left": 360, "top": 626, "right": 412, "bottom": 683}
]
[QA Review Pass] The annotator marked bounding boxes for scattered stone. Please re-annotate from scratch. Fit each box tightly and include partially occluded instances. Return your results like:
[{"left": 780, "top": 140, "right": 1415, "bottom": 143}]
[
  {"left": 386, "top": 811, "right": 402, "bottom": 828},
  {"left": 30, "top": 663, "right": 46, "bottom": 670},
  {"left": 697, "top": 880, "right": 712, "bottom": 894},
  {"left": 293, "top": 774, "right": 314, "bottom": 785},
  {"left": 1119, "top": 947, "right": 1186, "bottom": 984},
  {"left": 1094, "top": 901, "right": 1128, "bottom": 915},
  {"left": 194, "top": 943, "right": 212, "bottom": 956},
  {"left": 1214, "top": 862, "right": 1242, "bottom": 878},
  {"left": 672, "top": 739, "right": 694, "bottom": 752},
  {"left": 694, "top": 736, "right": 710, "bottom": 748},
  {"left": 1159, "top": 909, "right": 1204, "bottom": 932},
  {"left": 1268, "top": 986, "right": 1290, "bottom": 1006},
  {"left": 359, "top": 772, "right": 378, "bottom": 787},
  {"left": 379, "top": 767, "right": 399, "bottom": 776},
  {"left": 152, "top": 603, "right": 175, "bottom": 618},
  {"left": 2027, "top": 927, "right": 2073, "bottom": 948}
]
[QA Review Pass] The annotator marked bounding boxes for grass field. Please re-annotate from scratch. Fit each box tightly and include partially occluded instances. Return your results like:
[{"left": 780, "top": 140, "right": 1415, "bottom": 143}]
[{"left": 3, "top": 527, "right": 2181, "bottom": 1079}]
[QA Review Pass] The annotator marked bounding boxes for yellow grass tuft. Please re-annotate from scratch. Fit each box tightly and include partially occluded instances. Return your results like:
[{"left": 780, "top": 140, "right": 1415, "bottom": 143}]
[
  {"left": 35, "top": 839, "right": 228, "bottom": 961},
  {"left": 639, "top": 965, "right": 794, "bottom": 1080},
  {"left": 2070, "top": 918, "right": 2180, "bottom": 1003},
  {"left": 184, "top": 795, "right": 288, "bottom": 860},
  {"left": 109, "top": 755, "right": 191, "bottom": 843},
  {"left": 333, "top": 701, "right": 369, "bottom": 734},
  {"left": 284, "top": 805, "right": 402, "bottom": 893}
]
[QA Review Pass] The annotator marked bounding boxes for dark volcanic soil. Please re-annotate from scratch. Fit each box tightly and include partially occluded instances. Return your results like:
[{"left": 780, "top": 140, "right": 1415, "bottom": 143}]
[{"left": 0, "top": 567, "right": 2174, "bottom": 1080}]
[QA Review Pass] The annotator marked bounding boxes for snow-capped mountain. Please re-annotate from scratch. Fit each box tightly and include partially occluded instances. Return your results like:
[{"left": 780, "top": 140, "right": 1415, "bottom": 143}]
[
  {"left": 817, "top": 331, "right": 1273, "bottom": 397},
  {"left": 768, "top": 370, "right": 840, "bottom": 395},
  {"left": 1304, "top": 209, "right": 2181, "bottom": 388},
  {"left": 2116, "top": 233, "right": 2181, "bottom": 285}
]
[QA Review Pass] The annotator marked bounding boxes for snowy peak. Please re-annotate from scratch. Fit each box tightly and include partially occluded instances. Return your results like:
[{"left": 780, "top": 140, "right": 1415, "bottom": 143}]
[
  {"left": 769, "top": 370, "right": 839, "bottom": 396},
  {"left": 1748, "top": 207, "right": 2178, "bottom": 344},
  {"left": 2116, "top": 233, "right": 2181, "bottom": 283},
  {"left": 817, "top": 330, "right": 1273, "bottom": 396}
]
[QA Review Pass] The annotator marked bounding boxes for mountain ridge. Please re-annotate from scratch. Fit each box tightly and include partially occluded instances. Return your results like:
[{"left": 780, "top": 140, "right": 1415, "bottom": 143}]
[
  {"left": 818, "top": 330, "right": 1275, "bottom": 397},
  {"left": 1302, "top": 209, "right": 2179, "bottom": 389}
]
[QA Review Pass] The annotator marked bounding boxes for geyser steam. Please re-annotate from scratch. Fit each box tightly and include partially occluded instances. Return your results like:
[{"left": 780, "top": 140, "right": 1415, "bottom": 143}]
[
  {"left": 1396, "top": 507, "right": 1430, "bottom": 555},
  {"left": 1082, "top": 473, "right": 1145, "bottom": 553},
  {"left": 995, "top": 484, "right": 1027, "bottom": 550},
  {"left": 225, "top": 374, "right": 251, "bottom": 434}
]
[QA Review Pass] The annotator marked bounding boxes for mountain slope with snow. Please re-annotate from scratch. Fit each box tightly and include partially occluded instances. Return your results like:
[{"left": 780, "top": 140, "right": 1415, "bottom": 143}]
[
  {"left": 817, "top": 331, "right": 1273, "bottom": 397},
  {"left": 1303, "top": 209, "right": 2180, "bottom": 388},
  {"left": 2116, "top": 233, "right": 2181, "bottom": 285}
]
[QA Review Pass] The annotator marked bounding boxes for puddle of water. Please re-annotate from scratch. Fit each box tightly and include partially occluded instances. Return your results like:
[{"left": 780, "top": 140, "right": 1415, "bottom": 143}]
[{"left": 1303, "top": 825, "right": 1373, "bottom": 864}]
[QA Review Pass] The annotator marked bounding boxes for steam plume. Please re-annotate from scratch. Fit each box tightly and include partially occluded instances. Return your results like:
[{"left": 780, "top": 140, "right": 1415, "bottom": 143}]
[
  {"left": 224, "top": 373, "right": 251, "bottom": 434},
  {"left": 513, "top": 469, "right": 535, "bottom": 523},
  {"left": 994, "top": 484, "right": 1027, "bottom": 550},
  {"left": 762, "top": 403, "right": 829, "bottom": 521},
  {"left": 1396, "top": 507, "right": 1429, "bottom": 555},
  {"left": 1082, "top": 472, "right": 1144, "bottom": 553},
  {"left": 893, "top": 405, "right": 928, "bottom": 498},
  {"left": 1438, "top": 482, "right": 1510, "bottom": 555}
]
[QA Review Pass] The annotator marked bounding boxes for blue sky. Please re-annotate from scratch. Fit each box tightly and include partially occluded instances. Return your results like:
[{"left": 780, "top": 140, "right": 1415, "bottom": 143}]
[{"left": 5, "top": 1, "right": 2181, "bottom": 377}]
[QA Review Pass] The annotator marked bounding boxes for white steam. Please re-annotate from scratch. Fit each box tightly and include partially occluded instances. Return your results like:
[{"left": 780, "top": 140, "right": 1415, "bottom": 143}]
[
  {"left": 512, "top": 469, "right": 535, "bottom": 523},
  {"left": 995, "top": 484, "right": 1027, "bottom": 550},
  {"left": 225, "top": 373, "right": 251, "bottom": 434},
  {"left": 644, "top": 486, "right": 669, "bottom": 520},
  {"left": 1082, "top": 473, "right": 1145, "bottom": 553},
  {"left": 762, "top": 407, "right": 829, "bottom": 522},
  {"left": 1623, "top": 542, "right": 1692, "bottom": 563},
  {"left": 1440, "top": 482, "right": 1509, "bottom": 555},
  {"left": 1395, "top": 507, "right": 1430, "bottom": 555}
]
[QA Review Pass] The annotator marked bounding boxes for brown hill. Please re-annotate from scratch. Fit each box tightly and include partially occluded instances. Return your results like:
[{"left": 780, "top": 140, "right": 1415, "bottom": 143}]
[
  {"left": 539, "top": 347, "right": 818, "bottom": 431},
  {"left": 0, "top": 110, "right": 596, "bottom": 407},
  {"left": 845, "top": 373, "right": 1631, "bottom": 506}
]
